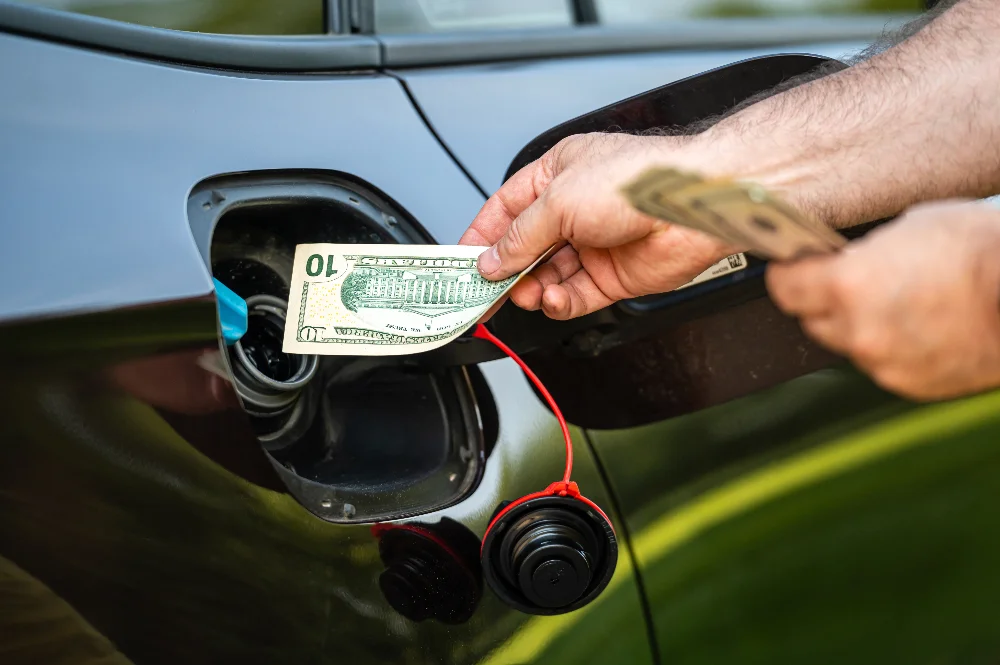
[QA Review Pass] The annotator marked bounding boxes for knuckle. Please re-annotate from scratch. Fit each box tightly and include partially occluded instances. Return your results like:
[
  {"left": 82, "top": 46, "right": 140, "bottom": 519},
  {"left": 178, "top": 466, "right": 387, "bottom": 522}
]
[
  {"left": 542, "top": 185, "right": 576, "bottom": 235},
  {"left": 553, "top": 135, "right": 582, "bottom": 152},
  {"left": 503, "top": 218, "right": 527, "bottom": 256},
  {"left": 869, "top": 367, "right": 926, "bottom": 401},
  {"left": 849, "top": 327, "right": 890, "bottom": 366},
  {"left": 800, "top": 317, "right": 828, "bottom": 342},
  {"left": 830, "top": 271, "right": 854, "bottom": 301},
  {"left": 550, "top": 132, "right": 621, "bottom": 169},
  {"left": 529, "top": 262, "right": 556, "bottom": 285},
  {"left": 510, "top": 283, "right": 540, "bottom": 310},
  {"left": 549, "top": 135, "right": 586, "bottom": 170},
  {"left": 493, "top": 189, "right": 519, "bottom": 224},
  {"left": 868, "top": 366, "right": 899, "bottom": 391},
  {"left": 543, "top": 181, "right": 571, "bottom": 213},
  {"left": 828, "top": 270, "right": 862, "bottom": 303}
]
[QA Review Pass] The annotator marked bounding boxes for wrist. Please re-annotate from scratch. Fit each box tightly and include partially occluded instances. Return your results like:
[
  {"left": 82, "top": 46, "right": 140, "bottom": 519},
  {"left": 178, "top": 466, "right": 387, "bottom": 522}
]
[{"left": 684, "top": 119, "right": 863, "bottom": 232}]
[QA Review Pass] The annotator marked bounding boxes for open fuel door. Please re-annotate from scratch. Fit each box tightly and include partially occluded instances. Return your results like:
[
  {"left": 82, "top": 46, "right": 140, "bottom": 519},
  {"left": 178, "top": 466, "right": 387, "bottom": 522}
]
[{"left": 484, "top": 53, "right": 878, "bottom": 429}]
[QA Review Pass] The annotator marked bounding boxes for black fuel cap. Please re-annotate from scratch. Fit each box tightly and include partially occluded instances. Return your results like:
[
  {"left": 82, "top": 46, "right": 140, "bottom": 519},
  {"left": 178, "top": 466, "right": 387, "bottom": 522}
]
[
  {"left": 528, "top": 559, "right": 588, "bottom": 607},
  {"left": 512, "top": 519, "right": 594, "bottom": 608},
  {"left": 374, "top": 519, "right": 482, "bottom": 625},
  {"left": 482, "top": 495, "right": 617, "bottom": 615}
]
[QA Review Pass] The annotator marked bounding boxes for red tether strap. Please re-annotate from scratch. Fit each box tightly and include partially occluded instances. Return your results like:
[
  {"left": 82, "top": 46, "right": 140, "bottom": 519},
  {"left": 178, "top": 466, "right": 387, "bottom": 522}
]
[
  {"left": 472, "top": 324, "right": 614, "bottom": 540},
  {"left": 472, "top": 324, "right": 572, "bottom": 483}
]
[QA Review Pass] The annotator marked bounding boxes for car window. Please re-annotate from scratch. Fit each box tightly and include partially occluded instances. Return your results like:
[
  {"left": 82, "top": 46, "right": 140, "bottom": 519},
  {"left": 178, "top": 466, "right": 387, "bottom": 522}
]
[
  {"left": 594, "top": 0, "right": 923, "bottom": 23},
  {"left": 373, "top": 0, "right": 922, "bottom": 34},
  {"left": 14, "top": 0, "right": 324, "bottom": 34},
  {"left": 374, "top": 0, "right": 573, "bottom": 34}
]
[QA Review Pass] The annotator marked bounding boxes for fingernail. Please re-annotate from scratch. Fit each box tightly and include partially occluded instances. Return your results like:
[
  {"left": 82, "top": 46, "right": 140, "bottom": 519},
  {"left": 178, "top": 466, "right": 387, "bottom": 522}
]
[{"left": 478, "top": 245, "right": 500, "bottom": 275}]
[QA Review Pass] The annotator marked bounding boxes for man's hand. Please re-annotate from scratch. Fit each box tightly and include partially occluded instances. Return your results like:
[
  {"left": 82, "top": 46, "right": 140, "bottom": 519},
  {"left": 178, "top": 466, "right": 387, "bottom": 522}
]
[
  {"left": 460, "top": 133, "right": 743, "bottom": 320},
  {"left": 767, "top": 200, "right": 1000, "bottom": 401},
  {"left": 460, "top": 1, "right": 1000, "bottom": 324}
]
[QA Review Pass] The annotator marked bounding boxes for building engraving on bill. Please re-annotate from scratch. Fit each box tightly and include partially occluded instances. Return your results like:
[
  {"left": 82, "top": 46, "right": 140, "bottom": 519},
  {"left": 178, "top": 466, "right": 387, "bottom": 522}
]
[{"left": 341, "top": 265, "right": 511, "bottom": 314}]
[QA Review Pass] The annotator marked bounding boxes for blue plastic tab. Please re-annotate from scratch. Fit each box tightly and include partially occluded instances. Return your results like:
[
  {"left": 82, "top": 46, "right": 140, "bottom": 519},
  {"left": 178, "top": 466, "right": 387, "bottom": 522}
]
[{"left": 213, "top": 278, "right": 248, "bottom": 346}]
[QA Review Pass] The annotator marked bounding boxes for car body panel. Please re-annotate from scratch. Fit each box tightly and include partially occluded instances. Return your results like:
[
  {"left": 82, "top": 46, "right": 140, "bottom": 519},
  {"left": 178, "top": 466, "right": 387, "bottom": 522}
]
[
  {"left": 393, "top": 40, "right": 867, "bottom": 194},
  {"left": 0, "top": 26, "right": 652, "bottom": 665},
  {"left": 0, "top": 31, "right": 482, "bottom": 324},
  {"left": 0, "top": 301, "right": 652, "bottom": 664},
  {"left": 5, "top": 6, "right": 1000, "bottom": 665}
]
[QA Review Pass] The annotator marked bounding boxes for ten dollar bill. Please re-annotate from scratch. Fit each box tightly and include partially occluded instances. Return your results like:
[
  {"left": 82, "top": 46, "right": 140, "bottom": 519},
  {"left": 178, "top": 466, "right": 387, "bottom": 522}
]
[
  {"left": 621, "top": 167, "right": 845, "bottom": 261},
  {"left": 282, "top": 244, "right": 553, "bottom": 356},
  {"left": 281, "top": 243, "right": 748, "bottom": 356}
]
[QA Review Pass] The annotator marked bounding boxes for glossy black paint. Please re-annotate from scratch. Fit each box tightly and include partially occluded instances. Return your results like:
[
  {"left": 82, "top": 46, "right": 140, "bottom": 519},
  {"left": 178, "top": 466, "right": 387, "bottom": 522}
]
[
  {"left": 0, "top": 22, "right": 653, "bottom": 663},
  {"left": 513, "top": 297, "right": 842, "bottom": 429},
  {"left": 7, "top": 4, "right": 994, "bottom": 664},
  {"left": 373, "top": 518, "right": 483, "bottom": 625},
  {"left": 0, "top": 297, "right": 652, "bottom": 664}
]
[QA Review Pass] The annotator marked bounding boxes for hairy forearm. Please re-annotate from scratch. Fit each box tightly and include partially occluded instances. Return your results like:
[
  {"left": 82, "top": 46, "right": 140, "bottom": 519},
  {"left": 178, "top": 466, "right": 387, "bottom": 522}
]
[{"left": 697, "top": 0, "right": 1000, "bottom": 229}]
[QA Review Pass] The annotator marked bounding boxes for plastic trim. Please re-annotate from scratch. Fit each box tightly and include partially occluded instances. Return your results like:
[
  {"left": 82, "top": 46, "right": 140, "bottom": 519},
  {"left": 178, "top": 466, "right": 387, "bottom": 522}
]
[
  {"left": 189, "top": 171, "right": 489, "bottom": 524},
  {"left": 0, "top": 0, "right": 380, "bottom": 71}
]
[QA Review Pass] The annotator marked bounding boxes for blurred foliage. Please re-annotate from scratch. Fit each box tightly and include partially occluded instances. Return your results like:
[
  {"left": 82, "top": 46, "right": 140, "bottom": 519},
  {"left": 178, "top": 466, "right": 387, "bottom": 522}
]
[
  {"left": 374, "top": 0, "right": 572, "bottom": 34},
  {"left": 592, "top": 367, "right": 915, "bottom": 533},
  {"left": 589, "top": 367, "right": 1000, "bottom": 665},
  {"left": 16, "top": 0, "right": 322, "bottom": 34},
  {"left": 645, "top": 396, "right": 1000, "bottom": 664},
  {"left": 694, "top": 0, "right": 923, "bottom": 18},
  {"left": 596, "top": 0, "right": 922, "bottom": 22},
  {"left": 19, "top": 0, "right": 923, "bottom": 35}
]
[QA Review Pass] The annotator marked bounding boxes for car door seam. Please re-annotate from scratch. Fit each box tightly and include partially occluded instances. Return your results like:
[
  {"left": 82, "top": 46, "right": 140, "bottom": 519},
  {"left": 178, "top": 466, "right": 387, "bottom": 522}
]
[
  {"left": 383, "top": 69, "right": 491, "bottom": 200},
  {"left": 582, "top": 428, "right": 662, "bottom": 665}
]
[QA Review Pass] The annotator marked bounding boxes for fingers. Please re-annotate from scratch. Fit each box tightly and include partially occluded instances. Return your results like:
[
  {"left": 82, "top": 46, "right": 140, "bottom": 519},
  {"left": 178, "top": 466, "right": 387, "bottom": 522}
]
[
  {"left": 478, "top": 190, "right": 566, "bottom": 279},
  {"left": 765, "top": 255, "right": 839, "bottom": 317},
  {"left": 460, "top": 147, "right": 566, "bottom": 282},
  {"left": 459, "top": 156, "right": 554, "bottom": 247},
  {"left": 799, "top": 315, "right": 851, "bottom": 355},
  {"left": 509, "top": 245, "right": 582, "bottom": 310},
  {"left": 468, "top": 133, "right": 666, "bottom": 281},
  {"left": 506, "top": 244, "right": 617, "bottom": 319},
  {"left": 767, "top": 254, "right": 855, "bottom": 356},
  {"left": 540, "top": 269, "right": 615, "bottom": 320}
]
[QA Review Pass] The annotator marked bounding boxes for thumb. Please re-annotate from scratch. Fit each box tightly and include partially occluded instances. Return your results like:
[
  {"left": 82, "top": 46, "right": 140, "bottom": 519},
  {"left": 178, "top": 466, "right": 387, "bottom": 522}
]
[{"left": 478, "top": 193, "right": 563, "bottom": 280}]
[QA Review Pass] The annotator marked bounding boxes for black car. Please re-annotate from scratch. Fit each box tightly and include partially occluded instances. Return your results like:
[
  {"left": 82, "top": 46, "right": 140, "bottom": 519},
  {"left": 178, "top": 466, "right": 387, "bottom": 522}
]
[{"left": 7, "top": 2, "right": 996, "bottom": 665}]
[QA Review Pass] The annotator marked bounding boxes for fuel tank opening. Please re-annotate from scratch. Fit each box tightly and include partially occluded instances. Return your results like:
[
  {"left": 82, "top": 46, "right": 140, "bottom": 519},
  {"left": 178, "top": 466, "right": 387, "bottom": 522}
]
[
  {"left": 190, "top": 172, "right": 494, "bottom": 523},
  {"left": 230, "top": 294, "right": 319, "bottom": 419}
]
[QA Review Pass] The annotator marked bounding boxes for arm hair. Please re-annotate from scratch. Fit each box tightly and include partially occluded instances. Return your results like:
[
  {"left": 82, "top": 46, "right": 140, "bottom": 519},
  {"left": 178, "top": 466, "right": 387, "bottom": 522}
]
[{"left": 641, "top": 0, "right": 963, "bottom": 137}]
